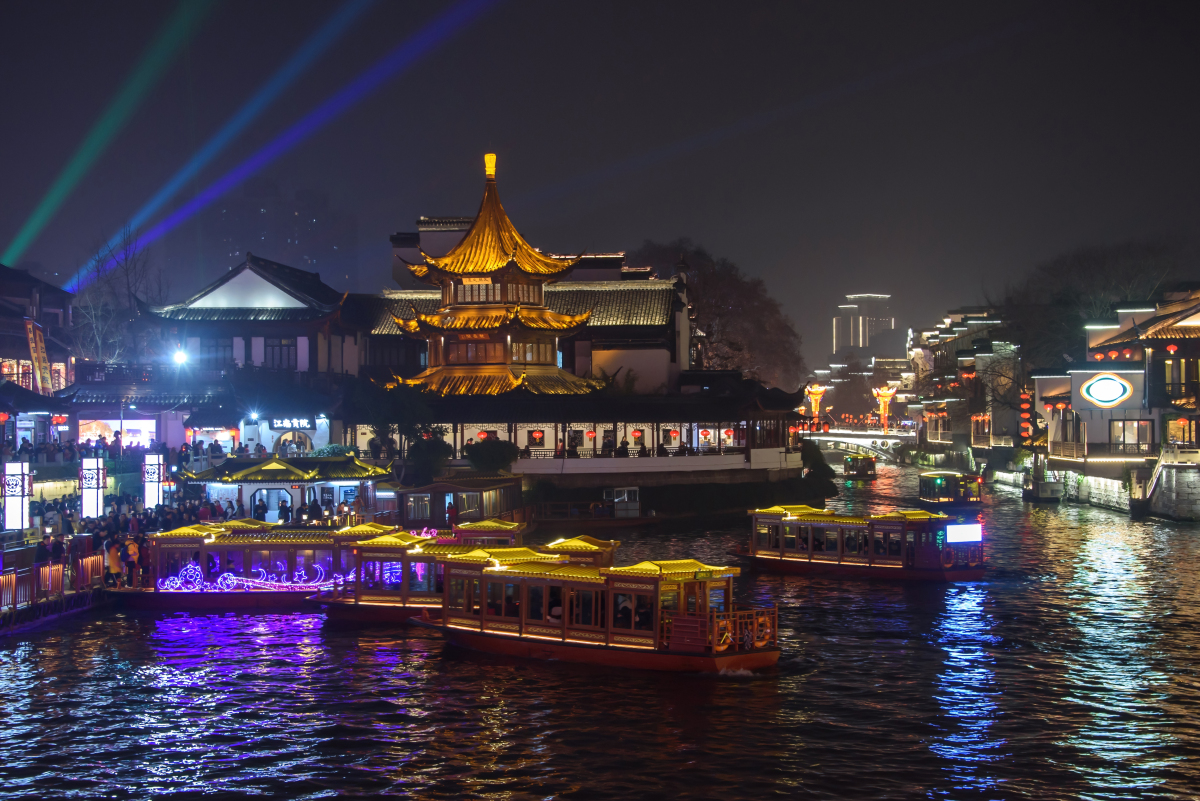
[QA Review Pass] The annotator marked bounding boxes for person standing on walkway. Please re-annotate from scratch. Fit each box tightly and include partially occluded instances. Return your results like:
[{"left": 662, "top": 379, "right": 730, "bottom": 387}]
[
  {"left": 122, "top": 538, "right": 140, "bottom": 589},
  {"left": 34, "top": 535, "right": 51, "bottom": 563},
  {"left": 105, "top": 537, "right": 123, "bottom": 588}
]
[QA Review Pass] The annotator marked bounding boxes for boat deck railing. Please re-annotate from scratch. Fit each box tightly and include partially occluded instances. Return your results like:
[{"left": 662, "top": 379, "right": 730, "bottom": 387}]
[{"left": 660, "top": 606, "right": 778, "bottom": 653}]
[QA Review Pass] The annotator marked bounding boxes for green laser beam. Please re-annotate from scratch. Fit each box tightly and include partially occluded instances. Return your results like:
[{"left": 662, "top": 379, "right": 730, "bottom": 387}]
[{"left": 2, "top": 0, "right": 216, "bottom": 266}]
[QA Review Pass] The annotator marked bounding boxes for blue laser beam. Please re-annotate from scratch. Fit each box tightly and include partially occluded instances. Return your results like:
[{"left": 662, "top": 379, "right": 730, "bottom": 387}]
[
  {"left": 509, "top": 15, "right": 1040, "bottom": 212},
  {"left": 69, "top": 0, "right": 498, "bottom": 290},
  {"left": 67, "top": 0, "right": 374, "bottom": 290}
]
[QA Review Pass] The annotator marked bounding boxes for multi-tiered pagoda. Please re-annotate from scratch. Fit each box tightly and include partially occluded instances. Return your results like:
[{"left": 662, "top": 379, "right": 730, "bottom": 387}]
[{"left": 395, "top": 154, "right": 601, "bottom": 396}]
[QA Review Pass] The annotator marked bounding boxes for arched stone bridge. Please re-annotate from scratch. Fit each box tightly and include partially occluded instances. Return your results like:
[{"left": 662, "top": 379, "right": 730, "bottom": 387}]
[{"left": 805, "top": 428, "right": 917, "bottom": 462}]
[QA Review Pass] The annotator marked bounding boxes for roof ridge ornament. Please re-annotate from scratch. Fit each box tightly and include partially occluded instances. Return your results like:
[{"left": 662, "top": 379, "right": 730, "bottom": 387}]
[{"left": 485, "top": 152, "right": 496, "bottom": 179}]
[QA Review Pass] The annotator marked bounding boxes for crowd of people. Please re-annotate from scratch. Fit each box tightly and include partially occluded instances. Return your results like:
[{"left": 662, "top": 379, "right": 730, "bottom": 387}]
[{"left": 0, "top": 435, "right": 287, "bottom": 469}]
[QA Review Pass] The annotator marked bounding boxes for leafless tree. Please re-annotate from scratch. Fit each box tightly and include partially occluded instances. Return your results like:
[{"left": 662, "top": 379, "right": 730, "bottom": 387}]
[{"left": 70, "top": 226, "right": 170, "bottom": 363}]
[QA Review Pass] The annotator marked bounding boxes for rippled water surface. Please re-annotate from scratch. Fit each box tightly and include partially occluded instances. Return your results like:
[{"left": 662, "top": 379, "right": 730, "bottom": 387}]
[{"left": 3, "top": 466, "right": 1199, "bottom": 799}]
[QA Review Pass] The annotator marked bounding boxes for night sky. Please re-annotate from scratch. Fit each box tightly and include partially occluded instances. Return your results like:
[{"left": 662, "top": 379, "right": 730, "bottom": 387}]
[{"left": 2, "top": 1, "right": 1198, "bottom": 361}]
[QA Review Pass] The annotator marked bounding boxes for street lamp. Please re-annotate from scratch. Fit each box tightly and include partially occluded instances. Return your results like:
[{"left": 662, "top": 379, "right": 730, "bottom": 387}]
[{"left": 173, "top": 350, "right": 188, "bottom": 365}]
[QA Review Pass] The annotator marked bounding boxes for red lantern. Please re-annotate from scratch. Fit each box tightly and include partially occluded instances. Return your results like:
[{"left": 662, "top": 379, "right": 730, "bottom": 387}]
[
  {"left": 631, "top": 430, "right": 642, "bottom": 438},
  {"left": 669, "top": 429, "right": 680, "bottom": 437},
  {"left": 531, "top": 430, "right": 543, "bottom": 440},
  {"left": 1055, "top": 402, "right": 1067, "bottom": 410},
  {"left": 1122, "top": 349, "right": 1133, "bottom": 359},
  {"left": 1020, "top": 412, "right": 1031, "bottom": 419},
  {"left": 0, "top": 412, "right": 9, "bottom": 423},
  {"left": 1020, "top": 402, "right": 1031, "bottom": 410},
  {"left": 585, "top": 431, "right": 595, "bottom": 439},
  {"left": 1019, "top": 393, "right": 1030, "bottom": 400},
  {"left": 1044, "top": 403, "right": 1053, "bottom": 412},
  {"left": 1094, "top": 353, "right": 1104, "bottom": 360},
  {"left": 476, "top": 431, "right": 487, "bottom": 439},
  {"left": 788, "top": 426, "right": 797, "bottom": 434},
  {"left": 700, "top": 429, "right": 710, "bottom": 438},
  {"left": 1167, "top": 344, "right": 1179, "bottom": 355},
  {"left": 1107, "top": 350, "right": 1119, "bottom": 360}
]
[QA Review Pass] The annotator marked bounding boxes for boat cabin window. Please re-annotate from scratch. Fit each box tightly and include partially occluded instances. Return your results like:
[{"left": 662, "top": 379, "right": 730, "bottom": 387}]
[
  {"left": 887, "top": 533, "right": 903, "bottom": 556},
  {"left": 612, "top": 593, "right": 654, "bottom": 631},
  {"left": 844, "top": 531, "right": 862, "bottom": 556},
  {"left": 409, "top": 561, "right": 434, "bottom": 593},
  {"left": 755, "top": 523, "right": 775, "bottom": 549},
  {"left": 487, "top": 581, "right": 520, "bottom": 617},
  {"left": 873, "top": 533, "right": 888, "bottom": 556},
  {"left": 220, "top": 550, "right": 244, "bottom": 576},
  {"left": 406, "top": 494, "right": 431, "bottom": 520},
  {"left": 825, "top": 530, "right": 839, "bottom": 553},
  {"left": 783, "top": 526, "right": 797, "bottom": 550},
  {"left": 708, "top": 586, "right": 728, "bottom": 613},
  {"left": 472, "top": 579, "right": 481, "bottom": 614},
  {"left": 660, "top": 589, "right": 679, "bottom": 612},
  {"left": 547, "top": 586, "right": 563, "bottom": 623},
  {"left": 527, "top": 585, "right": 545, "bottom": 621},
  {"left": 572, "top": 589, "right": 603, "bottom": 627},
  {"left": 811, "top": 529, "right": 826, "bottom": 552},
  {"left": 362, "top": 561, "right": 404, "bottom": 591},
  {"left": 448, "top": 578, "right": 467, "bottom": 611}
]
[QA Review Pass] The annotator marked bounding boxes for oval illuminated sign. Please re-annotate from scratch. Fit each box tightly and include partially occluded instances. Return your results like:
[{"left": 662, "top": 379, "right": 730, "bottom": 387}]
[{"left": 1080, "top": 373, "right": 1133, "bottom": 408}]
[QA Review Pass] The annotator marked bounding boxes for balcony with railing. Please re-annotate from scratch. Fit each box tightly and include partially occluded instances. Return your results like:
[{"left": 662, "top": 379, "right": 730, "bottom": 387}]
[{"left": 1048, "top": 441, "right": 1087, "bottom": 458}]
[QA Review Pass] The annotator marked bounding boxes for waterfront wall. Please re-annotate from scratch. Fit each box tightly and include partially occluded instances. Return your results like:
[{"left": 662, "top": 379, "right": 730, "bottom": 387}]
[
  {"left": 1062, "top": 472, "right": 1130, "bottom": 513},
  {"left": 992, "top": 470, "right": 1023, "bottom": 488},
  {"left": 1149, "top": 464, "right": 1200, "bottom": 522}
]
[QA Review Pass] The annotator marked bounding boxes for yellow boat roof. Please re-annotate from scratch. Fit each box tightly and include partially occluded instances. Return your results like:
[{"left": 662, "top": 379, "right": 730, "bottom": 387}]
[
  {"left": 541, "top": 535, "right": 619, "bottom": 552},
  {"left": 354, "top": 531, "right": 436, "bottom": 548},
  {"left": 752, "top": 506, "right": 948, "bottom": 524},
  {"left": 602, "top": 559, "right": 739, "bottom": 580},
  {"left": 485, "top": 561, "right": 605, "bottom": 583},
  {"left": 454, "top": 518, "right": 523, "bottom": 531},
  {"left": 439, "top": 546, "right": 562, "bottom": 565}
]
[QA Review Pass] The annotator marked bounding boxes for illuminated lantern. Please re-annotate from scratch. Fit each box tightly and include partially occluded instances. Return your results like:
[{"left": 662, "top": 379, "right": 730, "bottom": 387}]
[
  {"left": 724, "top": 429, "right": 733, "bottom": 436},
  {"left": 1019, "top": 393, "right": 1030, "bottom": 400},
  {"left": 669, "top": 429, "right": 680, "bottom": 437},
  {"left": 1107, "top": 350, "right": 1119, "bottom": 360},
  {"left": 804, "top": 384, "right": 830, "bottom": 419},
  {"left": 531, "top": 431, "right": 543, "bottom": 440},
  {"left": 788, "top": 426, "right": 797, "bottom": 434},
  {"left": 1122, "top": 349, "right": 1133, "bottom": 359},
  {"left": 871, "top": 385, "right": 898, "bottom": 433},
  {"left": 1094, "top": 353, "right": 1104, "bottom": 360},
  {"left": 476, "top": 431, "right": 487, "bottom": 439},
  {"left": 700, "top": 429, "right": 710, "bottom": 438},
  {"left": 1167, "top": 344, "right": 1179, "bottom": 355},
  {"left": 0, "top": 413, "right": 8, "bottom": 423},
  {"left": 632, "top": 430, "right": 642, "bottom": 438},
  {"left": 1020, "top": 402, "right": 1031, "bottom": 410},
  {"left": 3, "top": 461, "right": 32, "bottom": 530},
  {"left": 1044, "top": 403, "right": 1053, "bottom": 412},
  {"left": 585, "top": 430, "right": 595, "bottom": 439},
  {"left": 1020, "top": 412, "right": 1031, "bottom": 419},
  {"left": 1055, "top": 402, "right": 1067, "bottom": 410},
  {"left": 143, "top": 453, "right": 163, "bottom": 507},
  {"left": 822, "top": 423, "right": 830, "bottom": 433}
]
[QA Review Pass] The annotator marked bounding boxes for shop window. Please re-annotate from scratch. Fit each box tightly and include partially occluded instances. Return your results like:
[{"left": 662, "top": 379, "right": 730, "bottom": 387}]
[
  {"left": 406, "top": 494, "right": 431, "bottom": 520},
  {"left": 200, "top": 338, "right": 233, "bottom": 366}
]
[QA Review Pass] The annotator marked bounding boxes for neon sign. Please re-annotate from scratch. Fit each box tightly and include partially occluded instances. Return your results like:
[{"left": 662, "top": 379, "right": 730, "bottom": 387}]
[
  {"left": 273, "top": 417, "right": 312, "bottom": 429},
  {"left": 157, "top": 562, "right": 352, "bottom": 593},
  {"left": 1080, "top": 373, "right": 1133, "bottom": 408}
]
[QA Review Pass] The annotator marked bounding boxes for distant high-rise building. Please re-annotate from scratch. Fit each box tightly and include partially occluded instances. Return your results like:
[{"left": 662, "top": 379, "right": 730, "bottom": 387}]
[{"left": 832, "top": 293, "right": 894, "bottom": 353}]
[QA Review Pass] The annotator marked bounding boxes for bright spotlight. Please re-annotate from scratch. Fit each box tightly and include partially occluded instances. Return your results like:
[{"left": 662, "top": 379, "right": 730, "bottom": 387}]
[
  {"left": 250, "top": 412, "right": 259, "bottom": 421},
  {"left": 173, "top": 350, "right": 188, "bottom": 365}
]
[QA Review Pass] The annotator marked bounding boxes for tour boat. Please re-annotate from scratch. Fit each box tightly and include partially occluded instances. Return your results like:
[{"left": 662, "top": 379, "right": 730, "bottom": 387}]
[
  {"left": 917, "top": 470, "right": 984, "bottom": 509},
  {"left": 409, "top": 548, "right": 780, "bottom": 672},
  {"left": 843, "top": 453, "right": 877, "bottom": 479},
  {"left": 743, "top": 505, "right": 985, "bottom": 581}
]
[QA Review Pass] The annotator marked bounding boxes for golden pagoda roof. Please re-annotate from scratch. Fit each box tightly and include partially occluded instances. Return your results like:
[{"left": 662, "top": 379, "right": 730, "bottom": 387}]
[
  {"left": 211, "top": 529, "right": 335, "bottom": 545},
  {"left": 394, "top": 304, "right": 590, "bottom": 335},
  {"left": 400, "top": 364, "right": 601, "bottom": 396},
  {"left": 407, "top": 154, "right": 578, "bottom": 280},
  {"left": 601, "top": 559, "right": 739, "bottom": 580},
  {"left": 752, "top": 506, "right": 949, "bottom": 525}
]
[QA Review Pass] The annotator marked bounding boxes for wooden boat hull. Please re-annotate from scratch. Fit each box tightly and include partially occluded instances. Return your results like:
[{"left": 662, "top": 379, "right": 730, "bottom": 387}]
[
  {"left": 748, "top": 554, "right": 984, "bottom": 582},
  {"left": 416, "top": 620, "right": 779, "bottom": 672},
  {"left": 317, "top": 597, "right": 437, "bottom": 623}
]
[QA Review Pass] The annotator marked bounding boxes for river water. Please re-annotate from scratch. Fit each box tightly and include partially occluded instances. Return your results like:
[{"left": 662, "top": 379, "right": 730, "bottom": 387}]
[{"left": 2, "top": 466, "right": 1198, "bottom": 799}]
